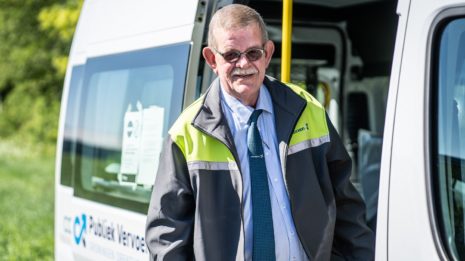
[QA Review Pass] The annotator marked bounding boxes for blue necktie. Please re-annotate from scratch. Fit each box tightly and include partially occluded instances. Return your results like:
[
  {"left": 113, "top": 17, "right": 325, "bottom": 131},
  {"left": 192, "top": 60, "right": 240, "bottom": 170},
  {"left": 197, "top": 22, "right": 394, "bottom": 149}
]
[{"left": 247, "top": 110, "right": 275, "bottom": 261}]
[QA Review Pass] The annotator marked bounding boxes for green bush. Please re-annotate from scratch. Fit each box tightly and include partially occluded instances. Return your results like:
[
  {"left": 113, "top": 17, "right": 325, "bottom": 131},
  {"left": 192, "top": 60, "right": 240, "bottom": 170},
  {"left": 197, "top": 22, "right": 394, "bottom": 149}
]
[{"left": 0, "top": 0, "right": 82, "bottom": 147}]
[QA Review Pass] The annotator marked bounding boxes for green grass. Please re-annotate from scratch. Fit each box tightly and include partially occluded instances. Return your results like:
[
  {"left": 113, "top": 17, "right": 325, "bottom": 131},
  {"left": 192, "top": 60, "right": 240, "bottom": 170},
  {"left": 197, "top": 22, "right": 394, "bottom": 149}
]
[{"left": 0, "top": 142, "right": 54, "bottom": 260}]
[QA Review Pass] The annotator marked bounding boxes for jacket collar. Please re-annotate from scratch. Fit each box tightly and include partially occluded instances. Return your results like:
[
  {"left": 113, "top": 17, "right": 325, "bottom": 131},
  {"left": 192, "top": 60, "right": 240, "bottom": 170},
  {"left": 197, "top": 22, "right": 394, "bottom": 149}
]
[
  {"left": 192, "top": 78, "right": 238, "bottom": 159},
  {"left": 263, "top": 76, "right": 307, "bottom": 147},
  {"left": 192, "top": 76, "right": 307, "bottom": 157}
]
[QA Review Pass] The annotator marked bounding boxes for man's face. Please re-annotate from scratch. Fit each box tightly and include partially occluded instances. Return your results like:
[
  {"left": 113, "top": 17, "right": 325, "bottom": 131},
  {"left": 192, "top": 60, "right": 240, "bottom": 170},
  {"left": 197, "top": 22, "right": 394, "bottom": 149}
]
[{"left": 203, "top": 24, "right": 274, "bottom": 106}]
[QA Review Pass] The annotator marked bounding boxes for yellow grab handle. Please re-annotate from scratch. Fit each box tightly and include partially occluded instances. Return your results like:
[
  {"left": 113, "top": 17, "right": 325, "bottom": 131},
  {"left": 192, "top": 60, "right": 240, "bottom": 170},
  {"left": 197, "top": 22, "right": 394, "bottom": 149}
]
[{"left": 281, "top": 0, "right": 292, "bottom": 83}]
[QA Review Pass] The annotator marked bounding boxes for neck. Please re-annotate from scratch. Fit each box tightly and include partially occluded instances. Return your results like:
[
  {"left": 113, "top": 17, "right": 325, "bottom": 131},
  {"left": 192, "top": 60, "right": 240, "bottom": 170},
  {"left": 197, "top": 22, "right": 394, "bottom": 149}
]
[{"left": 239, "top": 94, "right": 258, "bottom": 107}]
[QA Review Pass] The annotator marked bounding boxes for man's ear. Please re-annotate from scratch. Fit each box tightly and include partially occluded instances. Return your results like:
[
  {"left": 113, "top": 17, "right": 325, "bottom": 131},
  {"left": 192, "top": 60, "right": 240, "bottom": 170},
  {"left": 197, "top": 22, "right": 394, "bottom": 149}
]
[
  {"left": 202, "top": 47, "right": 218, "bottom": 73},
  {"left": 264, "top": 40, "right": 275, "bottom": 68}
]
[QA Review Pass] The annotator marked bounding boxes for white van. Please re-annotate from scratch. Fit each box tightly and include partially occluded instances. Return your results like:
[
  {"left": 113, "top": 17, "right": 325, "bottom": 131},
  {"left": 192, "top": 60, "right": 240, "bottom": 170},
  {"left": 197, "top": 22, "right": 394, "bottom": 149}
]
[{"left": 54, "top": 0, "right": 465, "bottom": 260}]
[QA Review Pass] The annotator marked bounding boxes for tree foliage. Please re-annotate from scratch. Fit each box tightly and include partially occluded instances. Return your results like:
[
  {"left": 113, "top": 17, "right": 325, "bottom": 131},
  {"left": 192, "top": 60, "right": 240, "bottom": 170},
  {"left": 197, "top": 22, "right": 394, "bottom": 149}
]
[{"left": 0, "top": 0, "right": 82, "bottom": 149}]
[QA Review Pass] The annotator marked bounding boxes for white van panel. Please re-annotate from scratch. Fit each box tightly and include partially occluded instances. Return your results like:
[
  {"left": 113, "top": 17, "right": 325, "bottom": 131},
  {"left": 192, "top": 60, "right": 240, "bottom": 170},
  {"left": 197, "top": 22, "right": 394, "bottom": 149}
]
[
  {"left": 55, "top": 1, "right": 199, "bottom": 260},
  {"left": 375, "top": 1, "right": 411, "bottom": 260},
  {"left": 71, "top": 0, "right": 198, "bottom": 59},
  {"left": 380, "top": 0, "right": 465, "bottom": 259},
  {"left": 57, "top": 191, "right": 148, "bottom": 260},
  {"left": 55, "top": 187, "right": 75, "bottom": 261}
]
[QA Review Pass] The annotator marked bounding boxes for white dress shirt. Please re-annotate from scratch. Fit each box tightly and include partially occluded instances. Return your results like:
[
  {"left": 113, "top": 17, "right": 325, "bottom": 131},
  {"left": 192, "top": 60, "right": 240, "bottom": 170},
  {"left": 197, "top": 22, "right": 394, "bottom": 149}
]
[{"left": 220, "top": 84, "right": 308, "bottom": 261}]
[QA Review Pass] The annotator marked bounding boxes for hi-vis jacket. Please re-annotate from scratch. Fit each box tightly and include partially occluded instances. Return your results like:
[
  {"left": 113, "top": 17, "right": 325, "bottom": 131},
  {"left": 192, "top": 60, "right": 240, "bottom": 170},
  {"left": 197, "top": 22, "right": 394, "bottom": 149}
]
[{"left": 146, "top": 76, "right": 375, "bottom": 261}]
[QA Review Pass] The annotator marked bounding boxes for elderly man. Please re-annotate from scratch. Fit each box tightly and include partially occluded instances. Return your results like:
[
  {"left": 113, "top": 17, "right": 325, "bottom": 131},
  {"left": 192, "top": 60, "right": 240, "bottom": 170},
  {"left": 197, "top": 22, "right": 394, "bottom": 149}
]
[{"left": 146, "top": 4, "right": 374, "bottom": 261}]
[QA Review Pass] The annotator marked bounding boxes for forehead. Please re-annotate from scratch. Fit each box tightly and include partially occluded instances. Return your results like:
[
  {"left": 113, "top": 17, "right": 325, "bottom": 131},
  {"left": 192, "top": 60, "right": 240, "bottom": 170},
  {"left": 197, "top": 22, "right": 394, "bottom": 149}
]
[{"left": 213, "top": 24, "right": 263, "bottom": 50}]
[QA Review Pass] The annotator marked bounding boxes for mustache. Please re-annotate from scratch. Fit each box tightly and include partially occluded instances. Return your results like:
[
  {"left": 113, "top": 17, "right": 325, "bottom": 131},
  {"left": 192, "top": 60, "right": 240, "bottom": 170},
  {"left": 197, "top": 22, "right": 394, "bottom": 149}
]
[{"left": 231, "top": 68, "right": 258, "bottom": 76}]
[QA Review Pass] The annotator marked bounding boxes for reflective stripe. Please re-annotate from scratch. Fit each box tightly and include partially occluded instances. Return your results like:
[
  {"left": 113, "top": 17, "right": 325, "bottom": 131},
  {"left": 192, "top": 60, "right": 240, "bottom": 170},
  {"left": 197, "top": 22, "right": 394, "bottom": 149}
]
[
  {"left": 286, "top": 84, "right": 330, "bottom": 148},
  {"left": 169, "top": 98, "right": 236, "bottom": 163},
  {"left": 287, "top": 135, "right": 330, "bottom": 155},
  {"left": 187, "top": 161, "right": 239, "bottom": 171}
]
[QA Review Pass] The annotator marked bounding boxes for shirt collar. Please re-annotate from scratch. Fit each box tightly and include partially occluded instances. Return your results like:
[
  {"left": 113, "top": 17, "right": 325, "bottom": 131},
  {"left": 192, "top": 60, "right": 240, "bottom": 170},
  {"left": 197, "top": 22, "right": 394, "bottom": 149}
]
[{"left": 220, "top": 83, "right": 273, "bottom": 125}]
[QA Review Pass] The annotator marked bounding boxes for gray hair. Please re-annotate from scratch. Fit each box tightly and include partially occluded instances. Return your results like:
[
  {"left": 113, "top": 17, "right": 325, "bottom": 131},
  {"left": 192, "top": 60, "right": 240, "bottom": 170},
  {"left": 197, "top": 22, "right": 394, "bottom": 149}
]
[{"left": 207, "top": 4, "right": 268, "bottom": 48}]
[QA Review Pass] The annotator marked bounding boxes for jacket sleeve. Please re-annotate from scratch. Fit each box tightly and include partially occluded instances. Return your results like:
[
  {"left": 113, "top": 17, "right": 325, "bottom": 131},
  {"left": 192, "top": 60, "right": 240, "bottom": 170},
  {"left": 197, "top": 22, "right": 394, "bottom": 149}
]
[
  {"left": 145, "top": 137, "right": 195, "bottom": 260},
  {"left": 325, "top": 115, "right": 375, "bottom": 261}
]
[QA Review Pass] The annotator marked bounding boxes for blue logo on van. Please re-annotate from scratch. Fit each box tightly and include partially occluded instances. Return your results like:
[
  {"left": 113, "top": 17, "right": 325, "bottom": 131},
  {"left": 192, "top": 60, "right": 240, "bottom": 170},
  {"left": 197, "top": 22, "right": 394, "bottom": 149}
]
[{"left": 74, "top": 214, "right": 87, "bottom": 247}]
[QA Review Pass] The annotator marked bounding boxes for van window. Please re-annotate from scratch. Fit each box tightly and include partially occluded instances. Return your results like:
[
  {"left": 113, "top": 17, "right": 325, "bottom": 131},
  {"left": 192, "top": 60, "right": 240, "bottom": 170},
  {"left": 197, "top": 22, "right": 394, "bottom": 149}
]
[
  {"left": 433, "top": 17, "right": 465, "bottom": 260},
  {"left": 70, "top": 44, "right": 190, "bottom": 213}
]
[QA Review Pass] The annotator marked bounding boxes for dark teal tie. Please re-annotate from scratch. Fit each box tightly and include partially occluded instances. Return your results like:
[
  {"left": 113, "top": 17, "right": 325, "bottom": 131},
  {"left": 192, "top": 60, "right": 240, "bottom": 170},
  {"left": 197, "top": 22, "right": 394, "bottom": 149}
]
[{"left": 247, "top": 110, "right": 275, "bottom": 261}]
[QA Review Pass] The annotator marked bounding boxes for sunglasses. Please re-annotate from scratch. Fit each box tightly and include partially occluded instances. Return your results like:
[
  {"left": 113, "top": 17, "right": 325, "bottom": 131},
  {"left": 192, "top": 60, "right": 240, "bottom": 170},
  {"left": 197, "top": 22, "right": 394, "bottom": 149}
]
[{"left": 212, "top": 47, "right": 265, "bottom": 63}]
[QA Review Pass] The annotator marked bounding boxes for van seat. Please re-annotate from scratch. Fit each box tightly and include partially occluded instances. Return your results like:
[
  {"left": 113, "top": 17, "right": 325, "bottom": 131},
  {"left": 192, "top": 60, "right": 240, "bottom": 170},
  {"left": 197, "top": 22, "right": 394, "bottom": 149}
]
[{"left": 358, "top": 129, "right": 383, "bottom": 232}]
